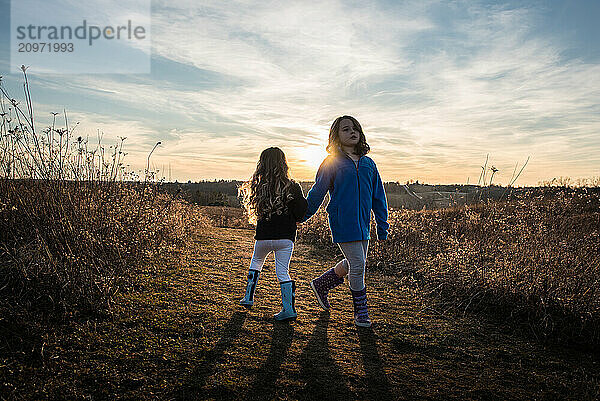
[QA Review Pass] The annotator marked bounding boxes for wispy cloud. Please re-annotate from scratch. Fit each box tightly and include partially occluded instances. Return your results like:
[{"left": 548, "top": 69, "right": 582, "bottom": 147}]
[{"left": 2, "top": 0, "right": 599, "bottom": 184}]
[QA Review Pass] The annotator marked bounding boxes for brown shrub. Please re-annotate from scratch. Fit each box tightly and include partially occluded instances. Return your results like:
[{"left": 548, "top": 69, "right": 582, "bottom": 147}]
[
  {"left": 300, "top": 188, "right": 600, "bottom": 346},
  {"left": 0, "top": 70, "right": 209, "bottom": 317}
]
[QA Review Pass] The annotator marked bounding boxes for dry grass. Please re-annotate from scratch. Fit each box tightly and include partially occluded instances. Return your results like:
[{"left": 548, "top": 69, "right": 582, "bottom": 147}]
[
  {"left": 298, "top": 188, "right": 600, "bottom": 347},
  {"left": 2, "top": 225, "right": 598, "bottom": 400},
  {"left": 198, "top": 205, "right": 253, "bottom": 230},
  {"left": 0, "top": 70, "right": 208, "bottom": 319}
]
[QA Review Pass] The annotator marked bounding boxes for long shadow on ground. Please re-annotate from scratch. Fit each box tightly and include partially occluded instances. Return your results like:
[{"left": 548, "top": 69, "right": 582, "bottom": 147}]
[
  {"left": 176, "top": 311, "right": 247, "bottom": 400},
  {"left": 247, "top": 321, "right": 295, "bottom": 400},
  {"left": 357, "top": 327, "right": 395, "bottom": 400},
  {"left": 296, "top": 311, "right": 352, "bottom": 400}
]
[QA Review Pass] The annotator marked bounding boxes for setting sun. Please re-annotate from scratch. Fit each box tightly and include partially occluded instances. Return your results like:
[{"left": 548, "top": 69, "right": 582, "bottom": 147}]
[
  {"left": 286, "top": 145, "right": 330, "bottom": 180},
  {"left": 297, "top": 146, "right": 329, "bottom": 170}
]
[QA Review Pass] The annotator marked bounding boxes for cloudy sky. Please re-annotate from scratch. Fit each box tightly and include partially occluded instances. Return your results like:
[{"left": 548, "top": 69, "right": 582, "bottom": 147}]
[{"left": 1, "top": 0, "right": 599, "bottom": 185}]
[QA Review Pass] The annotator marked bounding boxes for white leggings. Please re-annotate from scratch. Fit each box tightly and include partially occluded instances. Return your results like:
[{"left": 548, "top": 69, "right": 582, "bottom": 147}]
[
  {"left": 249, "top": 239, "right": 294, "bottom": 282},
  {"left": 337, "top": 240, "right": 369, "bottom": 291}
]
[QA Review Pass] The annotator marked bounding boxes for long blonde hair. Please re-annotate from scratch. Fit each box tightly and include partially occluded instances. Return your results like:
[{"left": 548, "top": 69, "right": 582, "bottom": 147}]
[{"left": 238, "top": 147, "right": 294, "bottom": 225}]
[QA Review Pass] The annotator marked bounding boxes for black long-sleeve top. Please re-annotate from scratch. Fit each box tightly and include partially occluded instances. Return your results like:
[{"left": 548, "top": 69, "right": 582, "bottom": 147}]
[{"left": 255, "top": 181, "right": 308, "bottom": 242}]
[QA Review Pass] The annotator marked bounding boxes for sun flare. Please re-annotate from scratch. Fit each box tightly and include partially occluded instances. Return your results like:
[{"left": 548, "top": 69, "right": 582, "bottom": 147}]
[{"left": 297, "top": 146, "right": 328, "bottom": 171}]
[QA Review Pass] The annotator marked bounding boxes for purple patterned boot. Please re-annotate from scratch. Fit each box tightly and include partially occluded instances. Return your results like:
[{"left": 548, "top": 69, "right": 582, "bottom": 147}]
[
  {"left": 310, "top": 268, "right": 344, "bottom": 310},
  {"left": 350, "top": 287, "right": 372, "bottom": 328}
]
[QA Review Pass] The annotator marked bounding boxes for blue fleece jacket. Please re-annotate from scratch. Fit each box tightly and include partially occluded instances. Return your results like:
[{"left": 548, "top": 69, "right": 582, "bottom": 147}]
[{"left": 300, "top": 150, "right": 389, "bottom": 243}]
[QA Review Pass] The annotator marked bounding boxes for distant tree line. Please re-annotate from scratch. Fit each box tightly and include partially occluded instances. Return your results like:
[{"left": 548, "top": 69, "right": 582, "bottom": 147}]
[
  {"left": 158, "top": 179, "right": 600, "bottom": 209},
  {"left": 159, "top": 180, "right": 243, "bottom": 206}
]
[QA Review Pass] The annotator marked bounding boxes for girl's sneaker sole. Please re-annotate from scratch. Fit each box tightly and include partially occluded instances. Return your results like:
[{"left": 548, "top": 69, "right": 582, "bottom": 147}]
[
  {"left": 355, "top": 319, "right": 372, "bottom": 328},
  {"left": 310, "top": 281, "right": 329, "bottom": 311}
]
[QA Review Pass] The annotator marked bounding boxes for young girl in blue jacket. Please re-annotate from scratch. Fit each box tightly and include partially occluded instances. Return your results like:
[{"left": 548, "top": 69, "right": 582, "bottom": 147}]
[
  {"left": 301, "top": 116, "right": 389, "bottom": 328},
  {"left": 238, "top": 147, "right": 308, "bottom": 321}
]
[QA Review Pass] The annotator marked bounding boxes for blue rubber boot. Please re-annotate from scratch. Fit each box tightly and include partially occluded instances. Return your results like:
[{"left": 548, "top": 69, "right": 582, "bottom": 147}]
[
  {"left": 350, "top": 286, "right": 372, "bottom": 328},
  {"left": 274, "top": 280, "right": 297, "bottom": 321},
  {"left": 239, "top": 269, "right": 260, "bottom": 309}
]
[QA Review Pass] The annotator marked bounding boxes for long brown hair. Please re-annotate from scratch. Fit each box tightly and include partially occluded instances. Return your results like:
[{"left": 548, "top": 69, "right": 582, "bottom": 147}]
[
  {"left": 238, "top": 147, "right": 294, "bottom": 225},
  {"left": 326, "top": 115, "right": 370, "bottom": 156}
]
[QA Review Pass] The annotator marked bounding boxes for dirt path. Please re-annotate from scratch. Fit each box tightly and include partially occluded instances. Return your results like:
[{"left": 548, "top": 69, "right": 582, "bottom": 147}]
[{"left": 4, "top": 226, "right": 598, "bottom": 400}]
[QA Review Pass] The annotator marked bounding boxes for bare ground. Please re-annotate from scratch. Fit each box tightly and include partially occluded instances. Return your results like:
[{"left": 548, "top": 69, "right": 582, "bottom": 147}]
[{"left": 1, "top": 226, "right": 599, "bottom": 400}]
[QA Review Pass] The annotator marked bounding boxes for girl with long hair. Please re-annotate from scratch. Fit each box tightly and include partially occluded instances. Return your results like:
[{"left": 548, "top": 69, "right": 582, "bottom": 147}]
[
  {"left": 238, "top": 147, "right": 308, "bottom": 321},
  {"left": 301, "top": 116, "right": 389, "bottom": 327}
]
